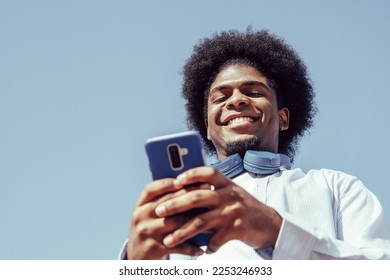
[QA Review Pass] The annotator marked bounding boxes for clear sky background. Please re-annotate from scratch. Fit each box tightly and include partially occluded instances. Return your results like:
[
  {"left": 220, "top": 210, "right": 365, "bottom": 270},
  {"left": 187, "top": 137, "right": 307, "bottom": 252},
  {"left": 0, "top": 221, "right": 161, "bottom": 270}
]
[{"left": 1, "top": 0, "right": 389, "bottom": 259}]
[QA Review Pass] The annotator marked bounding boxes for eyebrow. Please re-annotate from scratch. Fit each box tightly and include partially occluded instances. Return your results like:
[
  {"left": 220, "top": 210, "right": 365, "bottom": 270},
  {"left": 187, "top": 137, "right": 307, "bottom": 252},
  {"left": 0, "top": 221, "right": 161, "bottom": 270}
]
[{"left": 209, "top": 80, "right": 272, "bottom": 95}]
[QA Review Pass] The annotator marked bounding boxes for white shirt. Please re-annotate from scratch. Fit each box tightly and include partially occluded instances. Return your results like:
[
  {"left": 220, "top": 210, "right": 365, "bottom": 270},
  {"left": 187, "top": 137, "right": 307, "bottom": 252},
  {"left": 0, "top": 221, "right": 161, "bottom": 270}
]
[{"left": 168, "top": 168, "right": 390, "bottom": 260}]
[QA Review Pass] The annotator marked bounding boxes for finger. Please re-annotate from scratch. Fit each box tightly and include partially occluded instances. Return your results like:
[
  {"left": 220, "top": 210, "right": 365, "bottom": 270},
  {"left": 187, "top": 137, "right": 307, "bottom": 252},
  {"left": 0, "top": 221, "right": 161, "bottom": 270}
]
[
  {"left": 132, "top": 214, "right": 192, "bottom": 238},
  {"left": 127, "top": 232, "right": 204, "bottom": 260},
  {"left": 184, "top": 183, "right": 213, "bottom": 191},
  {"left": 168, "top": 242, "right": 205, "bottom": 257},
  {"left": 145, "top": 183, "right": 211, "bottom": 214},
  {"left": 162, "top": 217, "right": 208, "bottom": 248},
  {"left": 206, "top": 229, "right": 232, "bottom": 254},
  {"left": 153, "top": 183, "right": 211, "bottom": 205},
  {"left": 132, "top": 194, "right": 177, "bottom": 223},
  {"left": 174, "top": 166, "right": 231, "bottom": 190},
  {"left": 137, "top": 178, "right": 182, "bottom": 206},
  {"left": 155, "top": 189, "right": 219, "bottom": 218},
  {"left": 161, "top": 209, "right": 222, "bottom": 248}
]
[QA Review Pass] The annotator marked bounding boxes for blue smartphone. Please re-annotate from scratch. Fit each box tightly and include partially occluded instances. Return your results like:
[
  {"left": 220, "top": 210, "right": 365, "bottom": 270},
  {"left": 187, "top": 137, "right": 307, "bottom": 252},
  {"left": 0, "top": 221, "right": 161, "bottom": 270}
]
[{"left": 145, "top": 131, "right": 210, "bottom": 246}]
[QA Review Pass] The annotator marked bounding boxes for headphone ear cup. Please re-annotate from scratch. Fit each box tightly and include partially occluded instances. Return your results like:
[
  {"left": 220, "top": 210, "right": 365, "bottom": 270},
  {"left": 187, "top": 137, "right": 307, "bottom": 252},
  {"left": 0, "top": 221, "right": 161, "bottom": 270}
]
[
  {"left": 211, "top": 154, "right": 244, "bottom": 178},
  {"left": 243, "top": 151, "right": 281, "bottom": 175}
]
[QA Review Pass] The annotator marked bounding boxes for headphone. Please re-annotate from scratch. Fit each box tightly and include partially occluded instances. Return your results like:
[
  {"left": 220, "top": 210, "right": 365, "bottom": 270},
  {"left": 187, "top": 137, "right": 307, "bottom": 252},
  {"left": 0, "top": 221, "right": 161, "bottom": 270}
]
[{"left": 211, "top": 151, "right": 291, "bottom": 178}]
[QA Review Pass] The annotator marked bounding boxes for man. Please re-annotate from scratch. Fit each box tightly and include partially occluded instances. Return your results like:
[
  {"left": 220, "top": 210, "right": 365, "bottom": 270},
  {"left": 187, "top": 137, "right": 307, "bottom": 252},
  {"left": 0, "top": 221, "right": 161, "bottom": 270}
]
[{"left": 122, "top": 28, "right": 390, "bottom": 259}]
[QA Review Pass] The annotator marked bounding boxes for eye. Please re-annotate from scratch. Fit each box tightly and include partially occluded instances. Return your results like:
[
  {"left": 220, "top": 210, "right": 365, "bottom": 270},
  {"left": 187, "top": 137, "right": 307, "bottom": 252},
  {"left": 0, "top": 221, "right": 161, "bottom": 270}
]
[
  {"left": 241, "top": 83, "right": 269, "bottom": 97},
  {"left": 212, "top": 94, "right": 228, "bottom": 104},
  {"left": 246, "top": 91, "right": 264, "bottom": 97}
]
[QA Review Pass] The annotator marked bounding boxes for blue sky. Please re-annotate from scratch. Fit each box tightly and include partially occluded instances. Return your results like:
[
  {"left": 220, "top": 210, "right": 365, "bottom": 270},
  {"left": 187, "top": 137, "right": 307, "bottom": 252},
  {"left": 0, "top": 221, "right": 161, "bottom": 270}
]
[{"left": 1, "top": 0, "right": 389, "bottom": 259}]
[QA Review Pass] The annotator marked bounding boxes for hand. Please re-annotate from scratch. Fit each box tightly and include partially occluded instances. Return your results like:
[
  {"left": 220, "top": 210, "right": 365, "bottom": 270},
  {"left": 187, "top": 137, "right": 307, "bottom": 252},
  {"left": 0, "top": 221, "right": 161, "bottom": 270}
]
[
  {"left": 154, "top": 166, "right": 282, "bottom": 254},
  {"left": 127, "top": 178, "right": 205, "bottom": 259}
]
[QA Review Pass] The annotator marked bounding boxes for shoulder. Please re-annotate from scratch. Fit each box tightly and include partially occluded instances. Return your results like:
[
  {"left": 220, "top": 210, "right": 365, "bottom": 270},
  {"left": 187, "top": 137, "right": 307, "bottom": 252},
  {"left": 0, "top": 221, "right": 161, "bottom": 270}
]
[
  {"left": 287, "top": 167, "right": 359, "bottom": 181},
  {"left": 287, "top": 168, "right": 368, "bottom": 195}
]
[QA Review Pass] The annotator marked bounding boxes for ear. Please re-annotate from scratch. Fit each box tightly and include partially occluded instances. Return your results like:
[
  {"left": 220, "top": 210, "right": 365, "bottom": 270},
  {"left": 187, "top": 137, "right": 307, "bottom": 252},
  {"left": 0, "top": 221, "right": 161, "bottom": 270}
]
[{"left": 279, "top": 108, "right": 290, "bottom": 131}]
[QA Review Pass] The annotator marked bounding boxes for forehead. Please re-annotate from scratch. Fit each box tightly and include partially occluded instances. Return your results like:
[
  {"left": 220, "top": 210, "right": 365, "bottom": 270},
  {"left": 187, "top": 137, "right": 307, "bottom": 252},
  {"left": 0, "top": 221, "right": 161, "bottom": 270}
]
[{"left": 210, "top": 64, "right": 269, "bottom": 89}]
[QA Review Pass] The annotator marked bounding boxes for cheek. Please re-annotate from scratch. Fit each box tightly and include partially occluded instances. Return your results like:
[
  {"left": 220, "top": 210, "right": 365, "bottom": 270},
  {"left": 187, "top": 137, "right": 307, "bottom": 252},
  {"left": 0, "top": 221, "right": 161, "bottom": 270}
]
[
  {"left": 206, "top": 114, "right": 216, "bottom": 137},
  {"left": 206, "top": 105, "right": 223, "bottom": 139},
  {"left": 207, "top": 103, "right": 221, "bottom": 123},
  {"left": 206, "top": 105, "right": 214, "bottom": 139},
  {"left": 260, "top": 102, "right": 276, "bottom": 122},
  {"left": 206, "top": 118, "right": 212, "bottom": 140}
]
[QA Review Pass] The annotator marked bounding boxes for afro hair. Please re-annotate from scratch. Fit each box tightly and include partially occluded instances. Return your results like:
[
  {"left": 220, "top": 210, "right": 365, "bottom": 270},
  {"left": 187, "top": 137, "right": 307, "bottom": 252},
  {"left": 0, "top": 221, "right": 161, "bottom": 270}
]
[{"left": 181, "top": 28, "right": 317, "bottom": 162}]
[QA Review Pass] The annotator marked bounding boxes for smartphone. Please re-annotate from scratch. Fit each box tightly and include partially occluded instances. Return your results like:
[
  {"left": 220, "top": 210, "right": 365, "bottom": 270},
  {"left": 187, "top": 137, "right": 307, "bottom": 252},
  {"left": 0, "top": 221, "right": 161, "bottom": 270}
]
[{"left": 145, "top": 131, "right": 210, "bottom": 246}]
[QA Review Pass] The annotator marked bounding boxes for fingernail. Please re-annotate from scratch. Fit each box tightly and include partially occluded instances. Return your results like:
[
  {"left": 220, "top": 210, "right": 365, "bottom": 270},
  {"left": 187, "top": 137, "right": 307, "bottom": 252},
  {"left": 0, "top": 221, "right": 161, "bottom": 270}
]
[
  {"left": 175, "top": 173, "right": 187, "bottom": 184},
  {"left": 206, "top": 248, "right": 215, "bottom": 254},
  {"left": 163, "top": 235, "right": 174, "bottom": 247},
  {"left": 155, "top": 205, "right": 167, "bottom": 217},
  {"left": 196, "top": 249, "right": 205, "bottom": 256},
  {"left": 173, "top": 179, "right": 182, "bottom": 188}
]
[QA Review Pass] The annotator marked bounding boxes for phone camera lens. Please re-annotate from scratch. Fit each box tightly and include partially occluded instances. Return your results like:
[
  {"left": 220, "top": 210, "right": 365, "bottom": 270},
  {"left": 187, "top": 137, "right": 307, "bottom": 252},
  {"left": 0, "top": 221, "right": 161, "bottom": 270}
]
[{"left": 169, "top": 145, "right": 182, "bottom": 169}]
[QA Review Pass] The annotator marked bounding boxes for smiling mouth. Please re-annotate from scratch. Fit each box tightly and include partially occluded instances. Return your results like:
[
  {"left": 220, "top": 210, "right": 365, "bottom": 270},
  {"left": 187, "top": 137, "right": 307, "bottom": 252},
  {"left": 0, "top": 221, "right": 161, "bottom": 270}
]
[{"left": 225, "top": 116, "right": 259, "bottom": 126}]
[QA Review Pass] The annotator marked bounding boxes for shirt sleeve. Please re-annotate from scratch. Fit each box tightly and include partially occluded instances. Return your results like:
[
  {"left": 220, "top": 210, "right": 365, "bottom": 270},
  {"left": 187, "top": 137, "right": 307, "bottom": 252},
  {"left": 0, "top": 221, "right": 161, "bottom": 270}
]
[
  {"left": 118, "top": 240, "right": 128, "bottom": 260},
  {"left": 272, "top": 172, "right": 390, "bottom": 260}
]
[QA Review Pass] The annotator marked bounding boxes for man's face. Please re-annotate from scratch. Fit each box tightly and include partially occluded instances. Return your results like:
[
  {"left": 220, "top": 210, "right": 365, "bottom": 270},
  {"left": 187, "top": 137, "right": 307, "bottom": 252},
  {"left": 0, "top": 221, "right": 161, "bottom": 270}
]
[{"left": 205, "top": 64, "right": 289, "bottom": 159}]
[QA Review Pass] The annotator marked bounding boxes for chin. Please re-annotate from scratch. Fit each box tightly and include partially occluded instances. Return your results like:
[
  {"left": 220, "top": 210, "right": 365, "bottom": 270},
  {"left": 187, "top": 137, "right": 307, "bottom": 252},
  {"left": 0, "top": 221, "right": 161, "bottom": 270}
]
[
  {"left": 227, "top": 134, "right": 259, "bottom": 146},
  {"left": 224, "top": 135, "right": 261, "bottom": 157}
]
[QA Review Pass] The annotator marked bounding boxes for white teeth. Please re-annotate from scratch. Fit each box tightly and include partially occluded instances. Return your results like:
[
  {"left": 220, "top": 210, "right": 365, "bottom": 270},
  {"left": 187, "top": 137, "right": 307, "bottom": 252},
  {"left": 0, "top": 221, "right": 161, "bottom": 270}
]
[{"left": 227, "top": 117, "right": 254, "bottom": 125}]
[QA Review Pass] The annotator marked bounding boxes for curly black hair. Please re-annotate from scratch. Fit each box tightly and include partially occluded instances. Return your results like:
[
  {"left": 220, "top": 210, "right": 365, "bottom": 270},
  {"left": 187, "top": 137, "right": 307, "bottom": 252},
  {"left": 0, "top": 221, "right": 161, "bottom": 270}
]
[{"left": 181, "top": 28, "right": 317, "bottom": 162}]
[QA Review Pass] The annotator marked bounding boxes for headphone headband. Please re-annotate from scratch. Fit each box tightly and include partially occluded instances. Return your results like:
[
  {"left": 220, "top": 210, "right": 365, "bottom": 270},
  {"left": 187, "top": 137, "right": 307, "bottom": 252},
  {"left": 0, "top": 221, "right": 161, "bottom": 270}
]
[{"left": 211, "top": 150, "right": 291, "bottom": 178}]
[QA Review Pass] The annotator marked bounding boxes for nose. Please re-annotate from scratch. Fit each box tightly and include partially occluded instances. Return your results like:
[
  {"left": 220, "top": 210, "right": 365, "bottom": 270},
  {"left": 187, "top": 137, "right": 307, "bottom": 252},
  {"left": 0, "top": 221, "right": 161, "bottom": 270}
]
[{"left": 226, "top": 89, "right": 249, "bottom": 109}]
